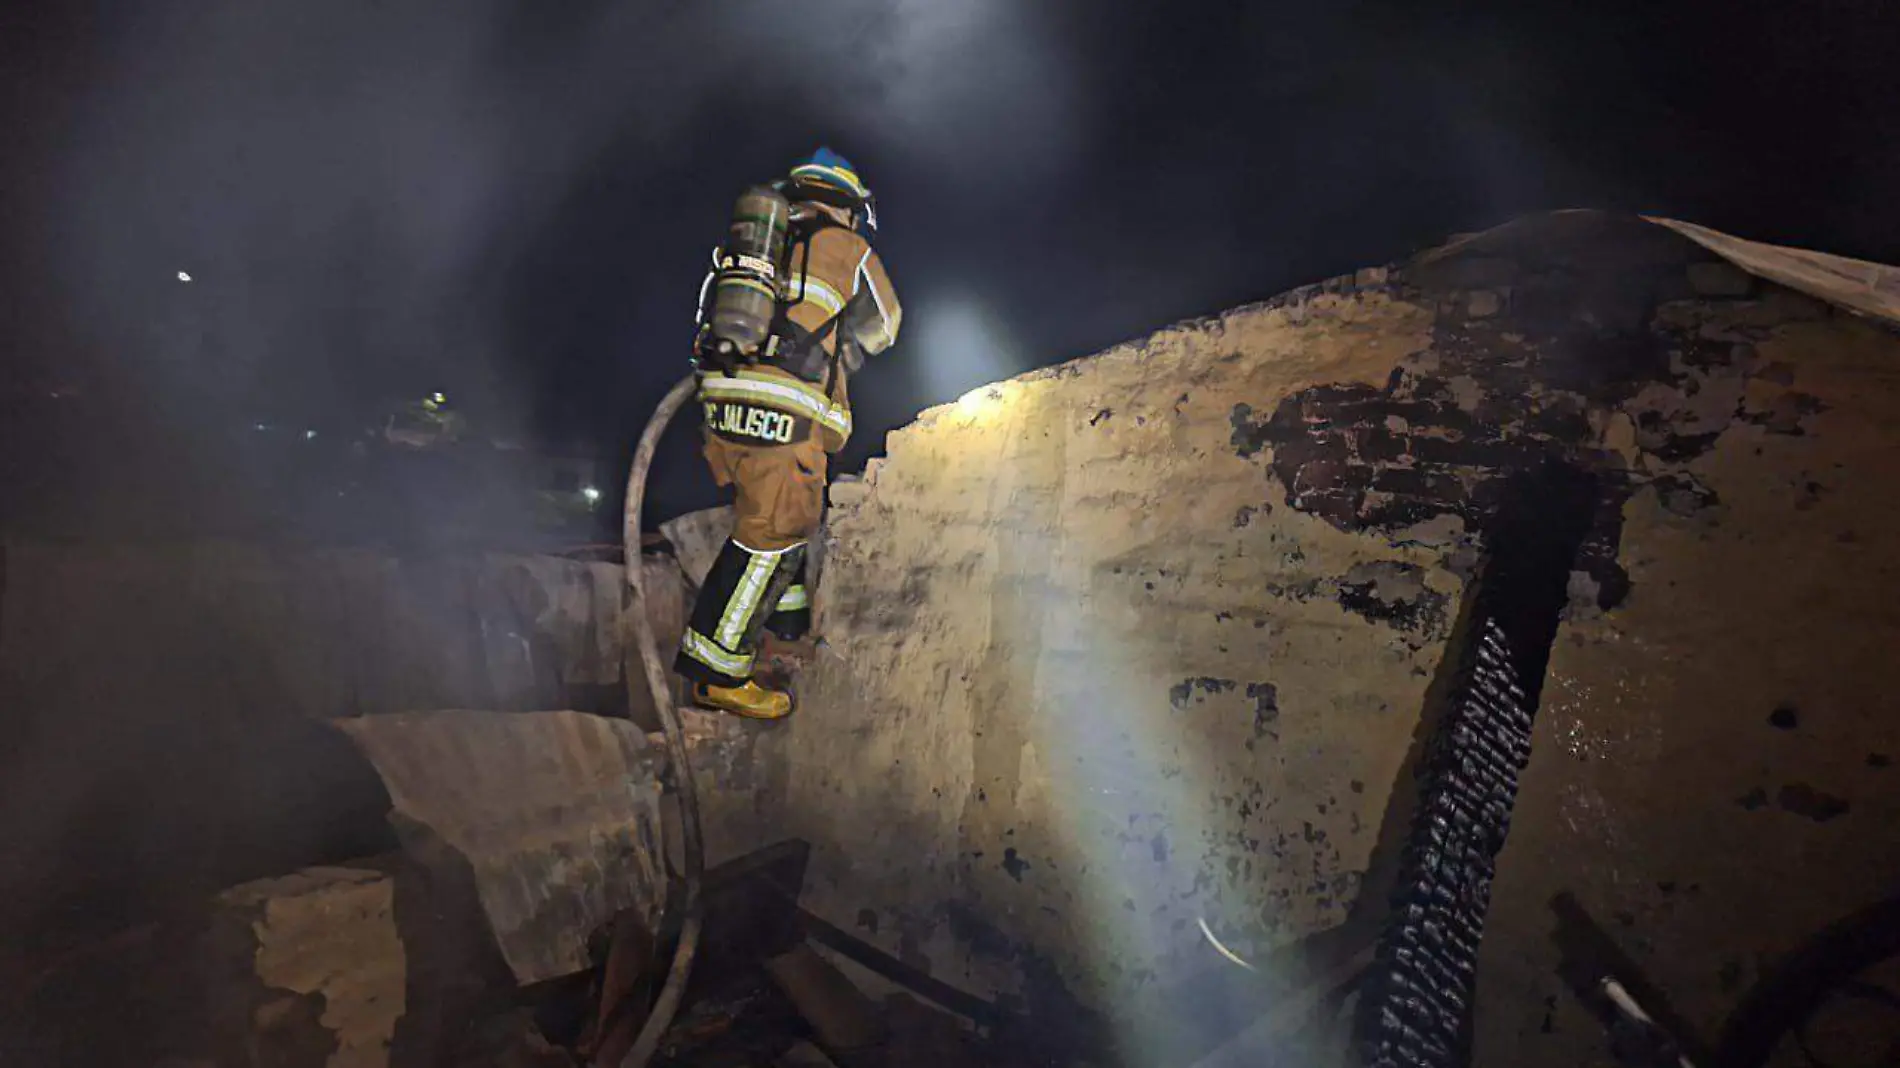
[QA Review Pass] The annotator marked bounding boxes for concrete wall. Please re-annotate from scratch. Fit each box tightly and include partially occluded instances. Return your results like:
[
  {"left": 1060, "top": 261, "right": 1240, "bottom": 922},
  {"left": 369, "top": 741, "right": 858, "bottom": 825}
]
[
  {"left": 711, "top": 213, "right": 1900, "bottom": 1064},
  {"left": 0, "top": 542, "right": 679, "bottom": 950}
]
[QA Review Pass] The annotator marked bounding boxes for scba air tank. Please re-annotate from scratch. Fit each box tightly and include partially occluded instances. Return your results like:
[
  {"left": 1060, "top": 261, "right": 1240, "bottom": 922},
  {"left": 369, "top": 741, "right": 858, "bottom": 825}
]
[{"left": 705, "top": 184, "right": 791, "bottom": 359}]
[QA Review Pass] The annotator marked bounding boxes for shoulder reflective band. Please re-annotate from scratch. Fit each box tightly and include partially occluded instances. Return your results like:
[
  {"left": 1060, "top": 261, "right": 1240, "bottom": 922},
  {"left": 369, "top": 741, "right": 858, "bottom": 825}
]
[
  {"left": 774, "top": 584, "right": 810, "bottom": 612},
  {"left": 853, "top": 252, "right": 899, "bottom": 352},
  {"left": 788, "top": 275, "right": 847, "bottom": 317},
  {"left": 699, "top": 371, "right": 850, "bottom": 438},
  {"left": 694, "top": 258, "right": 717, "bottom": 326}
]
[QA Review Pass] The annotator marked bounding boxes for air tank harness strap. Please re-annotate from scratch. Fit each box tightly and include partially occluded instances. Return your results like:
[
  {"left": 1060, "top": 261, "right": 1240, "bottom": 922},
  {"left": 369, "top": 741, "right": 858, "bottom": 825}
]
[{"left": 765, "top": 210, "right": 854, "bottom": 382}]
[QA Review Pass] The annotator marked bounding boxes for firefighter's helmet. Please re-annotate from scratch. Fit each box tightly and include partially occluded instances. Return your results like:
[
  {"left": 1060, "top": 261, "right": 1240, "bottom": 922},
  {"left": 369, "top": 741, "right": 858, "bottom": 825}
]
[{"left": 787, "top": 147, "right": 877, "bottom": 233}]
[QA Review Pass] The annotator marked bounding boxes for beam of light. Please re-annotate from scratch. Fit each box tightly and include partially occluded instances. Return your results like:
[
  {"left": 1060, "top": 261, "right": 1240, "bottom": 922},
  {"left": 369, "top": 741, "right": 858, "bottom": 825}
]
[
  {"left": 1027, "top": 640, "right": 1248, "bottom": 1060},
  {"left": 1008, "top": 627, "right": 1244, "bottom": 1066},
  {"left": 970, "top": 399, "right": 1287, "bottom": 1061},
  {"left": 957, "top": 369, "right": 1377, "bottom": 1059},
  {"left": 1198, "top": 915, "right": 1258, "bottom": 972},
  {"left": 916, "top": 298, "right": 1023, "bottom": 405}
]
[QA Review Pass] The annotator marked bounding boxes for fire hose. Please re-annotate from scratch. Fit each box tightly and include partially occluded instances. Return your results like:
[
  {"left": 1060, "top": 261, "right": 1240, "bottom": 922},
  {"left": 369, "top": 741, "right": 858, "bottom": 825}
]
[{"left": 617, "top": 374, "right": 704, "bottom": 1068}]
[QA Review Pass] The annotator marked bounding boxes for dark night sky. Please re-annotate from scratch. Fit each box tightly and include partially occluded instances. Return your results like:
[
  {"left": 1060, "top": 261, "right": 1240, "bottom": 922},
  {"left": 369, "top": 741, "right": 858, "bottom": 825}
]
[{"left": 2, "top": 0, "right": 1897, "bottom": 526}]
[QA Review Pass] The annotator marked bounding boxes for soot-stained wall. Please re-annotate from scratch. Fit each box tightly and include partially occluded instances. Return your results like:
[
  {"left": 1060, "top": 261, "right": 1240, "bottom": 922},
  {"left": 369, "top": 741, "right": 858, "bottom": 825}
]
[{"left": 712, "top": 212, "right": 1900, "bottom": 1065}]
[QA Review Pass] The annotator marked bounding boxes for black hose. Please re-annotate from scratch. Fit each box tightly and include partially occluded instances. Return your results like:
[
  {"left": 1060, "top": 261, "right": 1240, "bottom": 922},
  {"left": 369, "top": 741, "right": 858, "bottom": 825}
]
[
  {"left": 617, "top": 374, "right": 704, "bottom": 1068},
  {"left": 1712, "top": 894, "right": 1900, "bottom": 1068}
]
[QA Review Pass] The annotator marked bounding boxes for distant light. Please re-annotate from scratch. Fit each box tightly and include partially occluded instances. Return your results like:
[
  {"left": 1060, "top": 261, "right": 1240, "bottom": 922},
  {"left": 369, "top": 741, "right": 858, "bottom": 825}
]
[
  {"left": 581, "top": 486, "right": 602, "bottom": 503},
  {"left": 305, "top": 429, "right": 318, "bottom": 440},
  {"left": 176, "top": 271, "right": 192, "bottom": 283},
  {"left": 253, "top": 422, "right": 269, "bottom": 431},
  {"left": 431, "top": 392, "right": 446, "bottom": 404}
]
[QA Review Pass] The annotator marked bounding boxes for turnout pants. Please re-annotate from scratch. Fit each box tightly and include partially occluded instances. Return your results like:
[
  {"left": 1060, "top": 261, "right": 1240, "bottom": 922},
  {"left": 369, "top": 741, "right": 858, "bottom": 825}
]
[{"left": 674, "top": 431, "right": 826, "bottom": 687}]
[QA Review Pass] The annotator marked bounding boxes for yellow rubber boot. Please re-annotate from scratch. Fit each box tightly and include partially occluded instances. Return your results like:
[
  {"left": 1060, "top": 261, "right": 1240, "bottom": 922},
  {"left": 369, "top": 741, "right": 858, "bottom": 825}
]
[{"left": 693, "top": 678, "right": 793, "bottom": 720}]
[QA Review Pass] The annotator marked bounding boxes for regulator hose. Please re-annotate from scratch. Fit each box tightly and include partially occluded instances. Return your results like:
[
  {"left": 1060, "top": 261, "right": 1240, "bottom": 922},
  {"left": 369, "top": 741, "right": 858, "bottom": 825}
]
[{"left": 617, "top": 374, "right": 704, "bottom": 1068}]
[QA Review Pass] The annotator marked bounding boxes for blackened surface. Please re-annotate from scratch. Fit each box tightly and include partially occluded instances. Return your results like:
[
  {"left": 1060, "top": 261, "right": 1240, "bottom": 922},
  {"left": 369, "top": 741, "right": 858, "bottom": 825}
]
[
  {"left": 1245, "top": 682, "right": 1280, "bottom": 749},
  {"left": 1742, "top": 390, "right": 1828, "bottom": 435},
  {"left": 1246, "top": 683, "right": 1279, "bottom": 726},
  {"left": 1335, "top": 560, "right": 1449, "bottom": 641},
  {"left": 1235, "top": 213, "right": 1827, "bottom": 609},
  {"left": 1354, "top": 463, "right": 1600, "bottom": 1068},
  {"left": 1776, "top": 784, "right": 1851, "bottom": 822},
  {"left": 1229, "top": 403, "right": 1272, "bottom": 459},
  {"left": 1652, "top": 474, "right": 1721, "bottom": 517},
  {"left": 942, "top": 901, "right": 1014, "bottom": 961},
  {"left": 1168, "top": 676, "right": 1236, "bottom": 711},
  {"left": 941, "top": 901, "right": 1107, "bottom": 1064},
  {"left": 1001, "top": 847, "right": 1031, "bottom": 881}
]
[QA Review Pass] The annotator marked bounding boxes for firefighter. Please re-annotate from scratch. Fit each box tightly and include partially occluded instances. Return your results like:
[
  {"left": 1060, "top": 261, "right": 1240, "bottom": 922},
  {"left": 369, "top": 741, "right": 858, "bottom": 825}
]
[{"left": 675, "top": 147, "right": 902, "bottom": 719}]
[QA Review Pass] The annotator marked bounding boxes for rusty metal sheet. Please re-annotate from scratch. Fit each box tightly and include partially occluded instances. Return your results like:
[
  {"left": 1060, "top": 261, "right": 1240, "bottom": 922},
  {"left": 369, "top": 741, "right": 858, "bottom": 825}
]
[
  {"left": 334, "top": 710, "right": 668, "bottom": 984},
  {"left": 1648, "top": 215, "right": 1900, "bottom": 327}
]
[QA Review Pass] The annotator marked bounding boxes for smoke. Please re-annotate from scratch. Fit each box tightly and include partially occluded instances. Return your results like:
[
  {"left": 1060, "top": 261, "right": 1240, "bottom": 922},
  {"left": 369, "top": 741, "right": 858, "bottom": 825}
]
[
  {"left": 50, "top": 0, "right": 1082, "bottom": 435},
  {"left": 813, "top": 0, "right": 1085, "bottom": 189}
]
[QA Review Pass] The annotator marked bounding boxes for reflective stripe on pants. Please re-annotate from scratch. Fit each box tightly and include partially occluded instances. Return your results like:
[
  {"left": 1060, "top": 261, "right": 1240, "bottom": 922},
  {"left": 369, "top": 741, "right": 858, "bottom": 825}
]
[
  {"left": 764, "top": 552, "right": 812, "bottom": 641},
  {"left": 675, "top": 537, "right": 806, "bottom": 687}
]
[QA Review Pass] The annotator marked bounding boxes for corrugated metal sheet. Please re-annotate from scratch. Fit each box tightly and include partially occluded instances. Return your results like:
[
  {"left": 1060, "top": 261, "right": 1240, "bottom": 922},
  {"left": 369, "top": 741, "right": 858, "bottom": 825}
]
[
  {"left": 335, "top": 710, "right": 668, "bottom": 984},
  {"left": 1648, "top": 216, "right": 1900, "bottom": 327}
]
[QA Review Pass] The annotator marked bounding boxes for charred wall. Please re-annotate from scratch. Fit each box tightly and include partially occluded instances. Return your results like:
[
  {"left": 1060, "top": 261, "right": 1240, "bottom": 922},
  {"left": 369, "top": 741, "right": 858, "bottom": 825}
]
[{"left": 712, "top": 212, "right": 1900, "bottom": 1065}]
